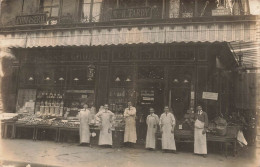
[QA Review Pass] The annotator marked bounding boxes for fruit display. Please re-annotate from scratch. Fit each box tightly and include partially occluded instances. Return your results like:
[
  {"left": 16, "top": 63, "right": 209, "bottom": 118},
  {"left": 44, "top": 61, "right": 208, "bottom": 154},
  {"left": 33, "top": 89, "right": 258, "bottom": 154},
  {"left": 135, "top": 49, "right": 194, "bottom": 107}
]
[{"left": 51, "top": 120, "right": 80, "bottom": 128}]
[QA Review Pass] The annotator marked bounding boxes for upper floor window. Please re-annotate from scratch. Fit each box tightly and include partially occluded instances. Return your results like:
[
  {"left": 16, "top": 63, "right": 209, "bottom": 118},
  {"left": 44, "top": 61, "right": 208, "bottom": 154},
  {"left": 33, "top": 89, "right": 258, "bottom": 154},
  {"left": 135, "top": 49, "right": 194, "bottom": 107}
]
[
  {"left": 80, "top": 0, "right": 102, "bottom": 22},
  {"left": 40, "top": 0, "right": 60, "bottom": 18}
]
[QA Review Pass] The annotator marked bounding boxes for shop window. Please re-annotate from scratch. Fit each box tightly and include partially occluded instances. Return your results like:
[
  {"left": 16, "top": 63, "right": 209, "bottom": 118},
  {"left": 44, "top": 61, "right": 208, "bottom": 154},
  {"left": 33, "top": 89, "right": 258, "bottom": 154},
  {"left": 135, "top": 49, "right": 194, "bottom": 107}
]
[
  {"left": 69, "top": 66, "right": 96, "bottom": 86},
  {"left": 111, "top": 66, "right": 134, "bottom": 87},
  {"left": 40, "top": 0, "right": 60, "bottom": 18},
  {"left": 80, "top": 0, "right": 102, "bottom": 22},
  {"left": 197, "top": 0, "right": 218, "bottom": 17},
  {"left": 19, "top": 66, "right": 36, "bottom": 86},
  {"left": 138, "top": 66, "right": 164, "bottom": 80},
  {"left": 175, "top": 46, "right": 195, "bottom": 60},
  {"left": 180, "top": 0, "right": 194, "bottom": 17}
]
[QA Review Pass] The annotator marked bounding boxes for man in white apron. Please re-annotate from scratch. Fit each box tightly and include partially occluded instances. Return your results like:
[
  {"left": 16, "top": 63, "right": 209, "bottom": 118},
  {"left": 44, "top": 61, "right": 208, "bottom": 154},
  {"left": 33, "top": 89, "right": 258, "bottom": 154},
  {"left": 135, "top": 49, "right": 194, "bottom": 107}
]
[
  {"left": 146, "top": 107, "right": 159, "bottom": 150},
  {"left": 124, "top": 102, "right": 137, "bottom": 147},
  {"left": 78, "top": 104, "right": 91, "bottom": 146},
  {"left": 194, "top": 106, "right": 208, "bottom": 158},
  {"left": 159, "top": 106, "right": 176, "bottom": 153},
  {"left": 95, "top": 104, "right": 114, "bottom": 147}
]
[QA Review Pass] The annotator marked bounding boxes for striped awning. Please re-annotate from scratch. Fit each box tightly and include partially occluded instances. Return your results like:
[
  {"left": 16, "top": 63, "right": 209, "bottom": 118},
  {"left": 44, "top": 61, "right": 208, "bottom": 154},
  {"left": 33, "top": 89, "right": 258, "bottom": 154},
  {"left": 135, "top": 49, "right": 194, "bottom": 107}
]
[
  {"left": 229, "top": 41, "right": 260, "bottom": 68},
  {"left": 0, "top": 21, "right": 257, "bottom": 48}
]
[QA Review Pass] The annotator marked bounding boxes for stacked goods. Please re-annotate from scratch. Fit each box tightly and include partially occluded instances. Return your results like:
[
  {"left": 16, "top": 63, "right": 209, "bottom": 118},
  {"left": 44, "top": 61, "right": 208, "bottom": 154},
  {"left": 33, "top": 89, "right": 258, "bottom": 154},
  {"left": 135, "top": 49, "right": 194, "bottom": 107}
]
[
  {"left": 0, "top": 113, "right": 19, "bottom": 121},
  {"left": 51, "top": 120, "right": 80, "bottom": 128},
  {"left": 113, "top": 114, "right": 125, "bottom": 130}
]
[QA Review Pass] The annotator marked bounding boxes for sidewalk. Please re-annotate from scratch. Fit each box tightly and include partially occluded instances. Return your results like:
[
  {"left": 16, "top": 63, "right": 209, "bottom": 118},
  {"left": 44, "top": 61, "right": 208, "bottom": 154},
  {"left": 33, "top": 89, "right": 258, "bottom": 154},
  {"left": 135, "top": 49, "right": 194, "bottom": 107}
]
[{"left": 0, "top": 139, "right": 259, "bottom": 167}]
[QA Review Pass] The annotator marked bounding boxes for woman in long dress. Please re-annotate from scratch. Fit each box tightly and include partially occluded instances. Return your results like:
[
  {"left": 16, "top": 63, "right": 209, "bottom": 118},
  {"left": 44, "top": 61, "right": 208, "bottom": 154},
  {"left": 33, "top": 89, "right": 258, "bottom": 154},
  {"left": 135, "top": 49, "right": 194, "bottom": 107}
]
[
  {"left": 78, "top": 104, "right": 91, "bottom": 146},
  {"left": 146, "top": 107, "right": 159, "bottom": 150},
  {"left": 159, "top": 106, "right": 176, "bottom": 153},
  {"left": 96, "top": 104, "right": 114, "bottom": 146}
]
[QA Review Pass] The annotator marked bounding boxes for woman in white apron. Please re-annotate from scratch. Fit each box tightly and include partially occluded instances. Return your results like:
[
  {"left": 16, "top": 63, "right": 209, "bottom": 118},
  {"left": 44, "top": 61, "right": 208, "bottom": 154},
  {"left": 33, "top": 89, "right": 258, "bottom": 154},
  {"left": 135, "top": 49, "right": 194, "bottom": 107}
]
[
  {"left": 194, "top": 106, "right": 208, "bottom": 157},
  {"left": 146, "top": 108, "right": 159, "bottom": 150},
  {"left": 78, "top": 104, "right": 91, "bottom": 146}
]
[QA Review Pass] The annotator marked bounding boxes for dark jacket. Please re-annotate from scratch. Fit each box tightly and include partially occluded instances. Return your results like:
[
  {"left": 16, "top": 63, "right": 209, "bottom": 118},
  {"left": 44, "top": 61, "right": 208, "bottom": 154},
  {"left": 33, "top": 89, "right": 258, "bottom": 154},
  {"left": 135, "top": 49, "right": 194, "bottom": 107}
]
[{"left": 195, "top": 111, "right": 208, "bottom": 128}]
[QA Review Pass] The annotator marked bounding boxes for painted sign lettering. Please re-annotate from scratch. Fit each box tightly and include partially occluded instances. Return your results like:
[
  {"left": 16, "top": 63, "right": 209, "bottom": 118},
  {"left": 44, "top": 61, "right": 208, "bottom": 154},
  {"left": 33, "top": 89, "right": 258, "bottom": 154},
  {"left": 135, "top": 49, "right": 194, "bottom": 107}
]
[
  {"left": 16, "top": 14, "right": 47, "bottom": 25},
  {"left": 111, "top": 7, "right": 152, "bottom": 20}
]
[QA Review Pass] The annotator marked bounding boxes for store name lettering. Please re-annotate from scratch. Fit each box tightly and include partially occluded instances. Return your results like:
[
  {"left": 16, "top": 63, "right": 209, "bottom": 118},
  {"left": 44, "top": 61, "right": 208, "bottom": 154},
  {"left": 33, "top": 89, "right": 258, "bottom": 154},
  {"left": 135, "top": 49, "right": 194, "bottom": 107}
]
[
  {"left": 16, "top": 14, "right": 47, "bottom": 25},
  {"left": 70, "top": 53, "right": 100, "bottom": 61},
  {"left": 111, "top": 7, "right": 151, "bottom": 20}
]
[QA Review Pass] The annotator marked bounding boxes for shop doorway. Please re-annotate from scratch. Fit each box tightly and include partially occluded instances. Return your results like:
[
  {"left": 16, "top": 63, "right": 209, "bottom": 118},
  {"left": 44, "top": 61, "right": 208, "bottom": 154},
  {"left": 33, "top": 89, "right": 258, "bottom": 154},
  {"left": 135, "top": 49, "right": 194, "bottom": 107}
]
[
  {"left": 169, "top": 66, "right": 194, "bottom": 120},
  {"left": 136, "top": 81, "right": 164, "bottom": 142}
]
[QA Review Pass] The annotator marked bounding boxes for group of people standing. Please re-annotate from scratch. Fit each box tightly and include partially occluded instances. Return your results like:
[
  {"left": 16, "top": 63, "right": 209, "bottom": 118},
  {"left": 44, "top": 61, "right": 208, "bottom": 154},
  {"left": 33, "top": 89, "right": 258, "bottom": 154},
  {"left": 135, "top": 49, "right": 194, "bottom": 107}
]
[{"left": 78, "top": 102, "right": 208, "bottom": 158}]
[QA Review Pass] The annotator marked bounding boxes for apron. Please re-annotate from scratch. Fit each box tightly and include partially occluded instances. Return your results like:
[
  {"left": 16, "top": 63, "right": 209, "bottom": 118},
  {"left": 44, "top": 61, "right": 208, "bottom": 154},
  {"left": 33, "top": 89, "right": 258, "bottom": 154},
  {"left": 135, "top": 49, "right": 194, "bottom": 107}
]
[
  {"left": 146, "top": 114, "right": 159, "bottom": 149},
  {"left": 161, "top": 113, "right": 176, "bottom": 150},
  {"left": 98, "top": 111, "right": 113, "bottom": 145},
  {"left": 194, "top": 119, "right": 207, "bottom": 154},
  {"left": 79, "top": 109, "right": 91, "bottom": 144},
  {"left": 124, "top": 108, "right": 137, "bottom": 143}
]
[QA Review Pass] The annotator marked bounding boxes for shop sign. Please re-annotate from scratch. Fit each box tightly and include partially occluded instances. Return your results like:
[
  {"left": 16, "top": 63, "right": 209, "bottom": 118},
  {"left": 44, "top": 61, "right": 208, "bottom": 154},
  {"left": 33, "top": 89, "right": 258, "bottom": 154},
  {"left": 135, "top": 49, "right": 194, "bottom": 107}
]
[
  {"left": 111, "top": 7, "right": 152, "bottom": 20},
  {"left": 16, "top": 14, "right": 47, "bottom": 25},
  {"left": 66, "top": 90, "right": 94, "bottom": 94},
  {"left": 202, "top": 92, "right": 218, "bottom": 100},
  {"left": 212, "top": 6, "right": 231, "bottom": 16}
]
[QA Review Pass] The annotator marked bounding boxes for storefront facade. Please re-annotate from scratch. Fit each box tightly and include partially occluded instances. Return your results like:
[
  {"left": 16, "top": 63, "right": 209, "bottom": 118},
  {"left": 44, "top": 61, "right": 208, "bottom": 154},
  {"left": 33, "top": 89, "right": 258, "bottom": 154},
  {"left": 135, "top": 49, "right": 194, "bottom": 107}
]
[{"left": 0, "top": 0, "right": 258, "bottom": 141}]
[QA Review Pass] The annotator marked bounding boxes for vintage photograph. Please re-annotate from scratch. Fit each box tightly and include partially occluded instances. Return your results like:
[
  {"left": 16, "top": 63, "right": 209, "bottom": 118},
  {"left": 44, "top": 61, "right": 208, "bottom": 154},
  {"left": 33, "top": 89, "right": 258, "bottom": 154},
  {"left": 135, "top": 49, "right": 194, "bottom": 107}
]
[{"left": 0, "top": 0, "right": 259, "bottom": 167}]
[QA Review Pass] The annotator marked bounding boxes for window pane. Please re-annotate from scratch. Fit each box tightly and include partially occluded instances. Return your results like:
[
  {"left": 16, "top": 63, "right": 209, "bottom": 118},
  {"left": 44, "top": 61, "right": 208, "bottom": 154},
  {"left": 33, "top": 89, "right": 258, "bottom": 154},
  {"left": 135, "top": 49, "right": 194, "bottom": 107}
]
[
  {"left": 51, "top": 7, "right": 59, "bottom": 17},
  {"left": 62, "top": 0, "right": 75, "bottom": 16},
  {"left": 44, "top": 7, "right": 51, "bottom": 17},
  {"left": 92, "top": 3, "right": 102, "bottom": 21},
  {"left": 52, "top": 0, "right": 60, "bottom": 6},
  {"left": 83, "top": 0, "right": 92, "bottom": 4},
  {"left": 43, "top": 0, "right": 52, "bottom": 7},
  {"left": 94, "top": 0, "right": 103, "bottom": 3},
  {"left": 82, "top": 4, "right": 91, "bottom": 18}
]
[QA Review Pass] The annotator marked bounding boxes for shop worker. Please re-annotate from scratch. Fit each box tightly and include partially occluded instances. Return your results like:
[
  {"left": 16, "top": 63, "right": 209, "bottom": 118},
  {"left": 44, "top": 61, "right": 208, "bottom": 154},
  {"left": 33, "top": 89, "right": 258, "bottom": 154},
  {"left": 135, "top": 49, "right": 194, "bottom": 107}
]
[
  {"left": 78, "top": 103, "right": 91, "bottom": 146},
  {"left": 146, "top": 107, "right": 159, "bottom": 150},
  {"left": 194, "top": 105, "right": 208, "bottom": 158},
  {"left": 95, "top": 104, "right": 114, "bottom": 147},
  {"left": 159, "top": 106, "right": 176, "bottom": 153},
  {"left": 124, "top": 101, "right": 137, "bottom": 147}
]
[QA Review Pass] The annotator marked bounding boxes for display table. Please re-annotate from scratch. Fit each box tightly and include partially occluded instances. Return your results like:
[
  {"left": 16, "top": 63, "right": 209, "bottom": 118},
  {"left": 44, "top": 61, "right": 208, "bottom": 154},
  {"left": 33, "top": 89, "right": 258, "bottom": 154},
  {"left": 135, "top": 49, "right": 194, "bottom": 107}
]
[
  {"left": 35, "top": 125, "right": 59, "bottom": 142},
  {"left": 157, "top": 128, "right": 239, "bottom": 157},
  {"left": 14, "top": 123, "right": 37, "bottom": 140},
  {"left": 1, "top": 121, "right": 16, "bottom": 139}
]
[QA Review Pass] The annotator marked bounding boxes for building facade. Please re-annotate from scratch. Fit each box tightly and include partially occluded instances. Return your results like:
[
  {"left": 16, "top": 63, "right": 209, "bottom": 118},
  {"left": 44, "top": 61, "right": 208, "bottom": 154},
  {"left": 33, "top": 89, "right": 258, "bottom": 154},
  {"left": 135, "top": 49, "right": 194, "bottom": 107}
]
[{"left": 0, "top": 0, "right": 259, "bottom": 140}]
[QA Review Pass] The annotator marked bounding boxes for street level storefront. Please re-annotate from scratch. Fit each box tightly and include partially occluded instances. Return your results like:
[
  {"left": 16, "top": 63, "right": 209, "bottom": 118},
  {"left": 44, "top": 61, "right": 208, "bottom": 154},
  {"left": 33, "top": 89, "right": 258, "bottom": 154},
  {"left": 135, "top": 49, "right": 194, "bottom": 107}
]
[
  {"left": 0, "top": 16, "right": 258, "bottom": 156},
  {"left": 1, "top": 42, "right": 240, "bottom": 155}
]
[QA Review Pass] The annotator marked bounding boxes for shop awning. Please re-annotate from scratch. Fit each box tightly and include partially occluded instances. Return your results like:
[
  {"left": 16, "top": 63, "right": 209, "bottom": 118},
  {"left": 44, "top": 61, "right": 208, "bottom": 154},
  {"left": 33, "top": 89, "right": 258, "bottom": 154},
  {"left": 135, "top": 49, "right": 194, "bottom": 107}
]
[
  {"left": 229, "top": 41, "right": 260, "bottom": 68},
  {"left": 0, "top": 21, "right": 257, "bottom": 48}
]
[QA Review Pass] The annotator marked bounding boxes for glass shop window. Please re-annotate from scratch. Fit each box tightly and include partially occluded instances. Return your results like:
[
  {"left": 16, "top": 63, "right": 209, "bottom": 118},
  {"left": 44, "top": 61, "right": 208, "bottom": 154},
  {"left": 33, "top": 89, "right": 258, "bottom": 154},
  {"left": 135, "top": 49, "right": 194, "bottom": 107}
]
[
  {"left": 40, "top": 0, "right": 60, "bottom": 18},
  {"left": 180, "top": 0, "right": 194, "bottom": 18},
  {"left": 138, "top": 66, "right": 164, "bottom": 80},
  {"left": 197, "top": 0, "right": 218, "bottom": 17},
  {"left": 80, "top": 0, "right": 102, "bottom": 22}
]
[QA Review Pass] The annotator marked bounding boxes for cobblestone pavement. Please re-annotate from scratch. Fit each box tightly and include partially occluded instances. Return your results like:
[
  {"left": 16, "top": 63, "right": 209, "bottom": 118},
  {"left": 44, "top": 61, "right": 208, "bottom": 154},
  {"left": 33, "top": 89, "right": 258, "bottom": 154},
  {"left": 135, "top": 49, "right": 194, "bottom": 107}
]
[{"left": 0, "top": 139, "right": 259, "bottom": 167}]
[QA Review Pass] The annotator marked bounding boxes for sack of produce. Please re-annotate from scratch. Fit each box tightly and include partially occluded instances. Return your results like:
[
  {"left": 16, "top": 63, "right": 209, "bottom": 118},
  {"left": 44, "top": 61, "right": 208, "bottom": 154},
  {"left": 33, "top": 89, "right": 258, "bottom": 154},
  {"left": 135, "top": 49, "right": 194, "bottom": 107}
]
[{"left": 214, "top": 117, "right": 227, "bottom": 136}]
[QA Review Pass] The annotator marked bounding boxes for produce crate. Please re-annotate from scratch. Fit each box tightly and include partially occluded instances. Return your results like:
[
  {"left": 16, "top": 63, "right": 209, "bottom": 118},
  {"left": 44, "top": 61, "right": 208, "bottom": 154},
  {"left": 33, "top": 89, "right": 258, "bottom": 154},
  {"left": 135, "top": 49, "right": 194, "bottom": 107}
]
[{"left": 226, "top": 126, "right": 240, "bottom": 138}]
